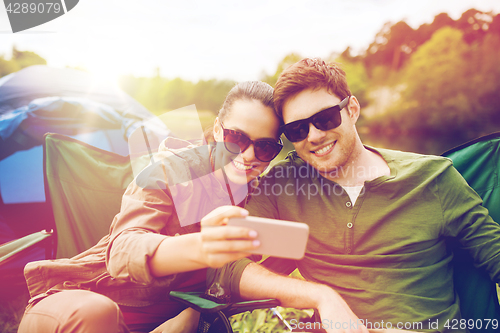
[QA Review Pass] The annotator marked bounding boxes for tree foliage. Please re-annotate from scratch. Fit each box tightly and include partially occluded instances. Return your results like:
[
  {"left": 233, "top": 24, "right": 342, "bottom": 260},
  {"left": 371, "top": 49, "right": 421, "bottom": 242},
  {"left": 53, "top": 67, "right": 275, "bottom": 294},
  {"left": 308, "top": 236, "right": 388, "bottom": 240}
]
[
  {"left": 1, "top": 8, "right": 499, "bottom": 155},
  {"left": 0, "top": 47, "right": 47, "bottom": 77},
  {"left": 261, "top": 53, "right": 303, "bottom": 87},
  {"left": 363, "top": 10, "right": 500, "bottom": 75},
  {"left": 119, "top": 75, "right": 235, "bottom": 114},
  {"left": 367, "top": 23, "right": 500, "bottom": 152},
  {"left": 333, "top": 54, "right": 370, "bottom": 107}
]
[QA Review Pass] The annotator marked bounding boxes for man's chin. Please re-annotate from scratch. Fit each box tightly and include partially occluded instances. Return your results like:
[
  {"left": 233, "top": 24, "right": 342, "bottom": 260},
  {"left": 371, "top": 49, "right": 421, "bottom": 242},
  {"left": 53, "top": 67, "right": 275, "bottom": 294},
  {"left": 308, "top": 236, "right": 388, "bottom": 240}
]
[{"left": 303, "top": 156, "right": 341, "bottom": 176}]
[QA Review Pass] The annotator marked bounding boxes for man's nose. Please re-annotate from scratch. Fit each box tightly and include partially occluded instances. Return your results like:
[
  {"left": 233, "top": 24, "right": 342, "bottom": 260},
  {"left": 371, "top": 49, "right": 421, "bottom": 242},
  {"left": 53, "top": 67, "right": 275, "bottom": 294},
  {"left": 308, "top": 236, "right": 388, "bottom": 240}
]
[{"left": 307, "top": 123, "right": 326, "bottom": 143}]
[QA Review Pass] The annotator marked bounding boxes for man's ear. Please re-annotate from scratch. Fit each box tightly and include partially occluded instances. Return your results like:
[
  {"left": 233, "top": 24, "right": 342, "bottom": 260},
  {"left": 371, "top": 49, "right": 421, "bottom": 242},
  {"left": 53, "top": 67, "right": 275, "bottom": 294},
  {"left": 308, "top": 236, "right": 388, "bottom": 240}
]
[{"left": 346, "top": 96, "right": 361, "bottom": 124}]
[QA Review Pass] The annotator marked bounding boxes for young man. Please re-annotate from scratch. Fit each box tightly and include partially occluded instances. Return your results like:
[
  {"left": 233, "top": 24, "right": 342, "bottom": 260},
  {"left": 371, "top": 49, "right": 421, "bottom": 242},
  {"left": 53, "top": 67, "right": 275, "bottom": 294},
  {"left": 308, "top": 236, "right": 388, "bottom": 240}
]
[{"left": 239, "top": 58, "right": 500, "bottom": 332}]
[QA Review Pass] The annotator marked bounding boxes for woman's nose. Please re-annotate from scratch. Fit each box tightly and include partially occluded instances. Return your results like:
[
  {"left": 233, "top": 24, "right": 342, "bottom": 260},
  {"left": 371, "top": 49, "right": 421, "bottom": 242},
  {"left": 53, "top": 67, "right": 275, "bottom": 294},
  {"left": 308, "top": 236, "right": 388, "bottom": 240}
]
[{"left": 241, "top": 143, "right": 256, "bottom": 161}]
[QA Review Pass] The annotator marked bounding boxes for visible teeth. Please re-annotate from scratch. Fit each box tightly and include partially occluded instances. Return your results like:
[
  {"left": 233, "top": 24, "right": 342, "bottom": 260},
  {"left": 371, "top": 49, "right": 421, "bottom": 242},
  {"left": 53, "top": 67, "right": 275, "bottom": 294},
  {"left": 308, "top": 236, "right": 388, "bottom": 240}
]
[
  {"left": 233, "top": 161, "right": 253, "bottom": 171},
  {"left": 314, "top": 142, "right": 334, "bottom": 155}
]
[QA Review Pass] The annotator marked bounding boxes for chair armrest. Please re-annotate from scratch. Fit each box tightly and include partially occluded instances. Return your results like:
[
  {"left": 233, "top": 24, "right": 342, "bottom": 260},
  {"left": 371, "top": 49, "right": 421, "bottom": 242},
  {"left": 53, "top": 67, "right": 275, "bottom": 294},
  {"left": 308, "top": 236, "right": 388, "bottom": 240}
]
[
  {"left": 0, "top": 230, "right": 53, "bottom": 265},
  {"left": 169, "top": 291, "right": 280, "bottom": 315}
]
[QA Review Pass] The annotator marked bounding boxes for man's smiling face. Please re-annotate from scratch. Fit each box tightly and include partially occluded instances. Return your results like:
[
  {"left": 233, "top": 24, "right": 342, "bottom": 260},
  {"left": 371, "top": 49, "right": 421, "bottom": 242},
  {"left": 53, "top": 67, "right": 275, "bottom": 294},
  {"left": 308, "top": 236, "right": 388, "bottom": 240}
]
[{"left": 282, "top": 87, "right": 360, "bottom": 175}]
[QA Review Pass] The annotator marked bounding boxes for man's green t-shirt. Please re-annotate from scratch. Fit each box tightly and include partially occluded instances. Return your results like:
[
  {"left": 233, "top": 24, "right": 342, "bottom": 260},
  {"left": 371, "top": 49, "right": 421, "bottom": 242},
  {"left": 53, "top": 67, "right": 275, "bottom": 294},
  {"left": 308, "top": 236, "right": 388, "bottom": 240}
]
[{"left": 246, "top": 147, "right": 500, "bottom": 332}]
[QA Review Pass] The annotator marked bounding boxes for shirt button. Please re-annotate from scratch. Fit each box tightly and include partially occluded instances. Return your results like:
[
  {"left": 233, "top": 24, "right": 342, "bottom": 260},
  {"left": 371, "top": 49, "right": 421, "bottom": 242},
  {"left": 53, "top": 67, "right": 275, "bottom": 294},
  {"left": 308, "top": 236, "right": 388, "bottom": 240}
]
[
  {"left": 346, "top": 201, "right": 352, "bottom": 208},
  {"left": 347, "top": 222, "right": 353, "bottom": 229},
  {"left": 346, "top": 247, "right": 352, "bottom": 254}
]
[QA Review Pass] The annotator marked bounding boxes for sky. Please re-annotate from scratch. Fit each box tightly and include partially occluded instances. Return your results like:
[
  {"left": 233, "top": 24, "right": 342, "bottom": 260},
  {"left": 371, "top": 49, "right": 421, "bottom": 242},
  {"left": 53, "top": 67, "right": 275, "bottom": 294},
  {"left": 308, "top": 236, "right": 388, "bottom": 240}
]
[{"left": 1, "top": 0, "right": 499, "bottom": 82}]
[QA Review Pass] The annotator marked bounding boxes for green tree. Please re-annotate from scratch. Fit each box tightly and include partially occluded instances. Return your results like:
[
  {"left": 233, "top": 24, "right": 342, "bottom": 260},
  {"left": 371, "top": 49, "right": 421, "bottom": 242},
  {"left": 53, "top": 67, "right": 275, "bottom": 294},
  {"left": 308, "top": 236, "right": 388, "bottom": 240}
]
[
  {"left": 0, "top": 47, "right": 47, "bottom": 78},
  {"left": 161, "top": 78, "right": 194, "bottom": 111},
  {"left": 261, "top": 53, "right": 303, "bottom": 87},
  {"left": 405, "top": 27, "right": 467, "bottom": 107},
  {"left": 0, "top": 56, "right": 17, "bottom": 77},
  {"left": 11, "top": 47, "right": 46, "bottom": 69},
  {"left": 402, "top": 27, "right": 471, "bottom": 128},
  {"left": 331, "top": 54, "right": 370, "bottom": 107}
]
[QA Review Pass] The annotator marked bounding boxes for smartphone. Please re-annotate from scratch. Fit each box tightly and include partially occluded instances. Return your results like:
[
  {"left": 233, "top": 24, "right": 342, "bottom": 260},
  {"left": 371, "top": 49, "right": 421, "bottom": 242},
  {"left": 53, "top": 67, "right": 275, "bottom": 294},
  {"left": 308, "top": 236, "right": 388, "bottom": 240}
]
[{"left": 228, "top": 216, "right": 309, "bottom": 260}]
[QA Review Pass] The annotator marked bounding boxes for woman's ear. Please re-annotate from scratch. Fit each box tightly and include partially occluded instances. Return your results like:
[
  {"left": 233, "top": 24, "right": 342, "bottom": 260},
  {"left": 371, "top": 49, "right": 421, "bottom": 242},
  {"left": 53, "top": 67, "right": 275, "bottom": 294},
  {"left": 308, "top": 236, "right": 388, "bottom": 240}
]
[{"left": 213, "top": 117, "right": 222, "bottom": 141}]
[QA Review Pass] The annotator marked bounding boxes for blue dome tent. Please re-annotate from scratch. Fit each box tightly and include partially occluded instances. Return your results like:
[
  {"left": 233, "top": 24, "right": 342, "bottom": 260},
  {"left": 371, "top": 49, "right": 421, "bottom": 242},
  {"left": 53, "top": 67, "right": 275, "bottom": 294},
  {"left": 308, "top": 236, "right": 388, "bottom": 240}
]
[{"left": 0, "top": 65, "right": 170, "bottom": 296}]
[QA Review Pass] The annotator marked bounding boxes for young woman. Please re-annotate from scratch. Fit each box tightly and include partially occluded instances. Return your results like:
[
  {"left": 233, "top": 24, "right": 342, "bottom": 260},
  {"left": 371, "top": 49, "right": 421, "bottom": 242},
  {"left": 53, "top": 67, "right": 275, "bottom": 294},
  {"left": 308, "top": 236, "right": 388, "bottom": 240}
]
[{"left": 18, "top": 81, "right": 283, "bottom": 333}]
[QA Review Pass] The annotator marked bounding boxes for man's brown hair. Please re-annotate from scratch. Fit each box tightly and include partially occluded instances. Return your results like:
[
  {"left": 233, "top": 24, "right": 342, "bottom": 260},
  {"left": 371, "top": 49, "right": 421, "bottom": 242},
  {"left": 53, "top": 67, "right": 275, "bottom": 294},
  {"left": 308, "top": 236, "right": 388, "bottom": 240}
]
[{"left": 273, "top": 58, "right": 352, "bottom": 118}]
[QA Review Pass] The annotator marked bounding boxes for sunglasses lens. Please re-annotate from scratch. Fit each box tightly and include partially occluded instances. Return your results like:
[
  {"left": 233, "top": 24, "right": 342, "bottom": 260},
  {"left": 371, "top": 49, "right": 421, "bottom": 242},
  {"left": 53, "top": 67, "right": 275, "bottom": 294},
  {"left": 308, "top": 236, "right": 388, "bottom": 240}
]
[
  {"left": 313, "top": 107, "right": 342, "bottom": 131},
  {"left": 283, "top": 105, "right": 343, "bottom": 142},
  {"left": 254, "top": 141, "right": 282, "bottom": 162},
  {"left": 224, "top": 131, "right": 249, "bottom": 154},
  {"left": 222, "top": 125, "right": 281, "bottom": 162},
  {"left": 284, "top": 122, "right": 310, "bottom": 142}
]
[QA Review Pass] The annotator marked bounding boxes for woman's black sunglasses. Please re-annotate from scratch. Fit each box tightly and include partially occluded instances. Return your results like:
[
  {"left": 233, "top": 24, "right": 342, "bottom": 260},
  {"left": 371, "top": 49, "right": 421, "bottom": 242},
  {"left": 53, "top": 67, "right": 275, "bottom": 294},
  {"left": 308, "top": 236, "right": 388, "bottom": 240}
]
[
  {"left": 220, "top": 122, "right": 283, "bottom": 162},
  {"left": 281, "top": 96, "right": 350, "bottom": 142}
]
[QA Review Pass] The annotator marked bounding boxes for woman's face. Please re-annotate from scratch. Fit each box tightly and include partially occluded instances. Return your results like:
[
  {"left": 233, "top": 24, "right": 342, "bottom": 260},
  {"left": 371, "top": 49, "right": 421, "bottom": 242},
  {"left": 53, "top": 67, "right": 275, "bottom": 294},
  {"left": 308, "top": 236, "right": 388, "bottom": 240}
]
[{"left": 213, "top": 99, "right": 281, "bottom": 186}]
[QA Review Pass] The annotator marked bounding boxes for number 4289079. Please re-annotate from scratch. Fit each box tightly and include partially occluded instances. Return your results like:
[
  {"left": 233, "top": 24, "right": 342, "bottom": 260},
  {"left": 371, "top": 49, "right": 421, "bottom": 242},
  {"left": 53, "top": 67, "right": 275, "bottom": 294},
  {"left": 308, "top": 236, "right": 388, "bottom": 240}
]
[
  {"left": 444, "top": 318, "right": 498, "bottom": 330},
  {"left": 6, "top": 2, "right": 62, "bottom": 14}
]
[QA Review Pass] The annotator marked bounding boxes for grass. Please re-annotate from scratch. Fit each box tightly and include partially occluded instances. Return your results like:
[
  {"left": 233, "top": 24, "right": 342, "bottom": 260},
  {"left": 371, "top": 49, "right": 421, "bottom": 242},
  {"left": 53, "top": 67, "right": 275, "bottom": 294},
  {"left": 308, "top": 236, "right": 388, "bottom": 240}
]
[
  {"left": 230, "top": 307, "right": 314, "bottom": 333},
  {"left": 0, "top": 289, "right": 29, "bottom": 333}
]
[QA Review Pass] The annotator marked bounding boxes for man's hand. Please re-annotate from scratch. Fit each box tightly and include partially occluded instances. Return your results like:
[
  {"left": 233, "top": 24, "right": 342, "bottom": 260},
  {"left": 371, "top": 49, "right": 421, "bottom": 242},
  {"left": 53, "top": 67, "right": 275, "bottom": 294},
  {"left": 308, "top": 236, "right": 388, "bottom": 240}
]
[
  {"left": 239, "top": 263, "right": 369, "bottom": 333},
  {"left": 149, "top": 308, "right": 200, "bottom": 333},
  {"left": 200, "top": 206, "right": 259, "bottom": 268},
  {"left": 312, "top": 285, "right": 369, "bottom": 333}
]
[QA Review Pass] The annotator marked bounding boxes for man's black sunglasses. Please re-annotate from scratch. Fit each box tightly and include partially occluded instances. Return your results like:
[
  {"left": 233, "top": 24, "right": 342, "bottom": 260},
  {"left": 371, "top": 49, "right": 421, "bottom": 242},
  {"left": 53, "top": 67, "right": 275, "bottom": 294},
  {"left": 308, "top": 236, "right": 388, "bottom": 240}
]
[
  {"left": 281, "top": 96, "right": 350, "bottom": 142},
  {"left": 220, "top": 122, "right": 283, "bottom": 162}
]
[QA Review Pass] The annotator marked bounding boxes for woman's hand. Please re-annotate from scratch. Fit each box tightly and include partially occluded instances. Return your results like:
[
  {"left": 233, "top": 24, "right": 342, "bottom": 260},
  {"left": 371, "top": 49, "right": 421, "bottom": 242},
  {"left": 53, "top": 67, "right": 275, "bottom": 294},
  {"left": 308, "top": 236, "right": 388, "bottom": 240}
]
[{"left": 200, "top": 206, "right": 259, "bottom": 268}]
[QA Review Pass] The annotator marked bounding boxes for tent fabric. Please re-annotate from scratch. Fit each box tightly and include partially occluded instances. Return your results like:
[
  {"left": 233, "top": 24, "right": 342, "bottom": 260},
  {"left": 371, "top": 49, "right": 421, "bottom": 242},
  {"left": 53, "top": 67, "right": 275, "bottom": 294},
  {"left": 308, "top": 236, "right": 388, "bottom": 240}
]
[
  {"left": 0, "top": 97, "right": 147, "bottom": 204},
  {"left": 441, "top": 132, "right": 500, "bottom": 330},
  {"left": 0, "top": 95, "right": 167, "bottom": 160},
  {"left": 43, "top": 133, "right": 148, "bottom": 258},
  {"left": 0, "top": 65, "right": 151, "bottom": 119},
  {"left": 0, "top": 65, "right": 170, "bottom": 204},
  {"left": 0, "top": 66, "right": 169, "bottom": 297},
  {"left": 1, "top": 96, "right": 128, "bottom": 145}
]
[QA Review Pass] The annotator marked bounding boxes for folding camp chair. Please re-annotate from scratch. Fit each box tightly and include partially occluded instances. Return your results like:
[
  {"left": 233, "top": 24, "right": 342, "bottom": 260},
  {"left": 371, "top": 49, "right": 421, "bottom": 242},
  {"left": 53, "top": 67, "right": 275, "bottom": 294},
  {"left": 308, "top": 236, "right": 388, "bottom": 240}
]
[
  {"left": 43, "top": 133, "right": 137, "bottom": 258},
  {"left": 442, "top": 132, "right": 500, "bottom": 333},
  {"left": 0, "top": 230, "right": 54, "bottom": 298},
  {"left": 42, "top": 133, "right": 278, "bottom": 332}
]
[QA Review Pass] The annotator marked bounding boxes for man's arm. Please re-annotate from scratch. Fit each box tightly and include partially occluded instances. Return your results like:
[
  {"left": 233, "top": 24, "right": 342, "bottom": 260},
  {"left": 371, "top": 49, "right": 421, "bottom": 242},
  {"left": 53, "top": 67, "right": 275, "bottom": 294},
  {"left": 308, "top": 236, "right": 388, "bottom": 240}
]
[
  {"left": 239, "top": 262, "right": 369, "bottom": 333},
  {"left": 439, "top": 164, "right": 500, "bottom": 281}
]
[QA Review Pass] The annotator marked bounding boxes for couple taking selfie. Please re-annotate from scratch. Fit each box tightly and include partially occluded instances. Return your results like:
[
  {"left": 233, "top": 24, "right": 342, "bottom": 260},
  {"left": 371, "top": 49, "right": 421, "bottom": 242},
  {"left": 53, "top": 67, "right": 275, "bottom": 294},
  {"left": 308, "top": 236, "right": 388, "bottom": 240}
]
[{"left": 18, "top": 58, "right": 500, "bottom": 333}]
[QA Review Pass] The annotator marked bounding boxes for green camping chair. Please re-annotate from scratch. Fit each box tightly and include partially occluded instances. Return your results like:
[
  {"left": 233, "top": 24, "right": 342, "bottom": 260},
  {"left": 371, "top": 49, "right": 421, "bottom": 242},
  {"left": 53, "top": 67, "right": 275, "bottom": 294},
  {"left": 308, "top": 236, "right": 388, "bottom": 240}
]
[
  {"left": 43, "top": 133, "right": 136, "bottom": 258},
  {"left": 0, "top": 229, "right": 54, "bottom": 299},
  {"left": 42, "top": 133, "right": 278, "bottom": 333},
  {"left": 442, "top": 132, "right": 500, "bottom": 333}
]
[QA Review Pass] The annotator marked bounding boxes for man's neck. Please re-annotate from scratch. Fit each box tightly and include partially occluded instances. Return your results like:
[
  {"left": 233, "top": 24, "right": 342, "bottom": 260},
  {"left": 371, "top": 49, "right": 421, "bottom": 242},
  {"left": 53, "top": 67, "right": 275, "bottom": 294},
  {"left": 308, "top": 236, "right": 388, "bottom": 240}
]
[{"left": 322, "top": 146, "right": 390, "bottom": 187}]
